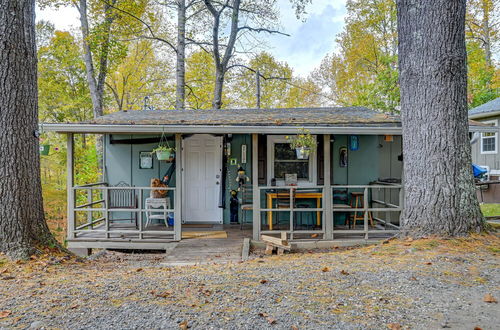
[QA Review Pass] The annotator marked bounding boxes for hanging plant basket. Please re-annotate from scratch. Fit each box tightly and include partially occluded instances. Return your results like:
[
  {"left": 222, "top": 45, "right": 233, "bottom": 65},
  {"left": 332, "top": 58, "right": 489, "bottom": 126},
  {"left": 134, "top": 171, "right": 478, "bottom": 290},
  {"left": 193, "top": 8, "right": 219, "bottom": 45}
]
[
  {"left": 39, "top": 144, "right": 50, "bottom": 156},
  {"left": 152, "top": 131, "right": 175, "bottom": 161},
  {"left": 286, "top": 128, "right": 317, "bottom": 160},
  {"left": 155, "top": 149, "right": 173, "bottom": 160},
  {"left": 295, "top": 147, "right": 311, "bottom": 160}
]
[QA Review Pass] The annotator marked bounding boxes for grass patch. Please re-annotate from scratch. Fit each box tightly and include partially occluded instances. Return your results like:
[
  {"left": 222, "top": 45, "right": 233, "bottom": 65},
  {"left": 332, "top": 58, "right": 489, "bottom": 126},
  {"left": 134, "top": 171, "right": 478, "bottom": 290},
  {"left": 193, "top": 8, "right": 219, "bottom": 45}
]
[{"left": 481, "top": 203, "right": 500, "bottom": 217}]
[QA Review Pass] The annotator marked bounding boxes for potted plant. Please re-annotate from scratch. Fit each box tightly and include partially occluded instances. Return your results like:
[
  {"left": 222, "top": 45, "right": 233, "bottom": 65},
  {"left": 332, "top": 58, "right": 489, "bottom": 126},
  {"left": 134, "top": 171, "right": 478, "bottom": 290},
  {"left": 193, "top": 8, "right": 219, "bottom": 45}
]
[
  {"left": 152, "top": 145, "right": 175, "bottom": 161},
  {"left": 286, "top": 128, "right": 317, "bottom": 159}
]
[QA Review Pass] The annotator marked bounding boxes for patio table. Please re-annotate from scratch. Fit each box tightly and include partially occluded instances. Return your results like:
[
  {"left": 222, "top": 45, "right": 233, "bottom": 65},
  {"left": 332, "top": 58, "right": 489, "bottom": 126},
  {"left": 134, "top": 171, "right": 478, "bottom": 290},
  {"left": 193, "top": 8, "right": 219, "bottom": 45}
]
[{"left": 266, "top": 191, "right": 322, "bottom": 230}]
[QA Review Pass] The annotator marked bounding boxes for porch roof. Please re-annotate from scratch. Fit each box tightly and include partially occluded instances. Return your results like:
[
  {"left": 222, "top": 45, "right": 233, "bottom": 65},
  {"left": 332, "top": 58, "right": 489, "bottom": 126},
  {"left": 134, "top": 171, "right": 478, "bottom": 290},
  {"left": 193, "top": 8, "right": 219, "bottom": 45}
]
[{"left": 41, "top": 107, "right": 494, "bottom": 134}]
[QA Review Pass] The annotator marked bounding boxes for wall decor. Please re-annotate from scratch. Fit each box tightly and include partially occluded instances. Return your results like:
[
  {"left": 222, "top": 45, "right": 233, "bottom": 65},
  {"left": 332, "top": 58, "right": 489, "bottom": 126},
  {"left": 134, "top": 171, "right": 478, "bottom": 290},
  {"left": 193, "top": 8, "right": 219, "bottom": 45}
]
[
  {"left": 241, "top": 144, "right": 247, "bottom": 163},
  {"left": 139, "top": 151, "right": 153, "bottom": 169},
  {"left": 349, "top": 135, "right": 359, "bottom": 151},
  {"left": 339, "top": 147, "right": 348, "bottom": 167}
]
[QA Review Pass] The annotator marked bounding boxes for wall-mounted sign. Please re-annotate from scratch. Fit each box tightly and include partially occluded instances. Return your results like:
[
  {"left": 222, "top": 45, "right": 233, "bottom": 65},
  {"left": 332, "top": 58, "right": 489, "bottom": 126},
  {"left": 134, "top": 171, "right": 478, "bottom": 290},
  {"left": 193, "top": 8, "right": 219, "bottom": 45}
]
[
  {"left": 241, "top": 144, "right": 247, "bottom": 163},
  {"left": 139, "top": 151, "right": 153, "bottom": 169}
]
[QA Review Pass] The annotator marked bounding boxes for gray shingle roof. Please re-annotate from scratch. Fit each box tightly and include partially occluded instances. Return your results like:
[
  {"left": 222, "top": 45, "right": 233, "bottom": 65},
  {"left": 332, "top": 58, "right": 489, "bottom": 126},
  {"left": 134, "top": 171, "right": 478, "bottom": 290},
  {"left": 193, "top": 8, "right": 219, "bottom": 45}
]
[
  {"left": 468, "top": 98, "right": 500, "bottom": 118},
  {"left": 88, "top": 107, "right": 401, "bottom": 127}
]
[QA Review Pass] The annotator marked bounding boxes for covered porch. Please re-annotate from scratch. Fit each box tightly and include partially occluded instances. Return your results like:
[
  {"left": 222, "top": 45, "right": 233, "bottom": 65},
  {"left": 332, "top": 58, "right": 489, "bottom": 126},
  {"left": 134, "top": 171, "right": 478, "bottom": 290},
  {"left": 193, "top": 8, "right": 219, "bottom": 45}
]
[{"left": 63, "top": 132, "right": 403, "bottom": 252}]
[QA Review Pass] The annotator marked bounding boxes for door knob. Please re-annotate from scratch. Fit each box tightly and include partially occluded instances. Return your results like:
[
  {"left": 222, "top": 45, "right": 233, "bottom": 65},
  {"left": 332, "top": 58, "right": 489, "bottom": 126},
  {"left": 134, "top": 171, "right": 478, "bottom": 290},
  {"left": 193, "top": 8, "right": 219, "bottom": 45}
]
[{"left": 216, "top": 181, "right": 220, "bottom": 185}]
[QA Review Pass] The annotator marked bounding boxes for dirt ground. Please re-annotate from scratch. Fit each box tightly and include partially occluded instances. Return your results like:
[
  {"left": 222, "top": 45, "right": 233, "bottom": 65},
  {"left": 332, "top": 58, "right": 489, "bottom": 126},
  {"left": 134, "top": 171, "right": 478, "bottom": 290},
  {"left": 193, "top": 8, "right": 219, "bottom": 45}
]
[{"left": 0, "top": 234, "right": 499, "bottom": 329}]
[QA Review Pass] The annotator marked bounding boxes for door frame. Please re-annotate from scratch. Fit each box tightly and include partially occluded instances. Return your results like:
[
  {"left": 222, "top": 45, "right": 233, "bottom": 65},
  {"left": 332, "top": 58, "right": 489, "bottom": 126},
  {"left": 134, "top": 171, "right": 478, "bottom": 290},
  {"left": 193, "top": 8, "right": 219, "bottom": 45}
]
[{"left": 181, "top": 134, "right": 223, "bottom": 224}]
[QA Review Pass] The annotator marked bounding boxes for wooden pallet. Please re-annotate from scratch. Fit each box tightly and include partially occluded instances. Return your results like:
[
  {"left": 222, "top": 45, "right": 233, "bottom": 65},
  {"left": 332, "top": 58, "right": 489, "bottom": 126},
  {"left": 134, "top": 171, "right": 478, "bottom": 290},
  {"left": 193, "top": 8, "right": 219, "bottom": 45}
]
[{"left": 261, "top": 233, "right": 291, "bottom": 255}]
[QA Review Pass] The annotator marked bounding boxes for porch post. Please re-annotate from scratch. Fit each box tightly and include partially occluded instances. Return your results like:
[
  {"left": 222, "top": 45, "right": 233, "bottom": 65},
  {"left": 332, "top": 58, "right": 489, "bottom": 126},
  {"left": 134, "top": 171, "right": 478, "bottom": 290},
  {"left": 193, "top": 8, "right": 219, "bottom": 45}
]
[
  {"left": 174, "top": 133, "right": 182, "bottom": 241},
  {"left": 252, "top": 133, "right": 260, "bottom": 240},
  {"left": 323, "top": 134, "right": 333, "bottom": 240},
  {"left": 67, "top": 133, "right": 75, "bottom": 239}
]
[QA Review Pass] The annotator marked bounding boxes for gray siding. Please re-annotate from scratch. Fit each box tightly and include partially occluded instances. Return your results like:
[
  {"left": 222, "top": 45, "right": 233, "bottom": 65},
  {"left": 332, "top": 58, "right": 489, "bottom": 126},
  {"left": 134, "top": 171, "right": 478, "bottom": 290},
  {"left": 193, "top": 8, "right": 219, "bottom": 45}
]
[{"left": 470, "top": 115, "right": 500, "bottom": 171}]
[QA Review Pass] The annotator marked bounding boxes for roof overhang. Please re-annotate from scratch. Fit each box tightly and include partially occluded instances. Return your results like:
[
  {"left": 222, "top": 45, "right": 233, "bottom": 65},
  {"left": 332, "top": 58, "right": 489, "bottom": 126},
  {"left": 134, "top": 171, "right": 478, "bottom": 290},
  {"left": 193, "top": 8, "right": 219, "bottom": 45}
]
[
  {"left": 40, "top": 123, "right": 497, "bottom": 135},
  {"left": 469, "top": 110, "right": 500, "bottom": 120},
  {"left": 41, "top": 123, "right": 403, "bottom": 135}
]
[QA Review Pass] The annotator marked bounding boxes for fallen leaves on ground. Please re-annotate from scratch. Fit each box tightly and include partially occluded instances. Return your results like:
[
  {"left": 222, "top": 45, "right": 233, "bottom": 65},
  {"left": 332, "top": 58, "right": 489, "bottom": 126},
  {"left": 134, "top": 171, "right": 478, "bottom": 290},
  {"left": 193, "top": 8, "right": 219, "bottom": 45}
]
[
  {"left": 0, "top": 310, "right": 11, "bottom": 318},
  {"left": 179, "top": 320, "right": 188, "bottom": 329},
  {"left": 387, "top": 323, "right": 401, "bottom": 330},
  {"left": 340, "top": 270, "right": 349, "bottom": 275},
  {"left": 483, "top": 293, "right": 497, "bottom": 303},
  {"left": 321, "top": 267, "right": 330, "bottom": 272},
  {"left": 259, "top": 279, "right": 268, "bottom": 284}
]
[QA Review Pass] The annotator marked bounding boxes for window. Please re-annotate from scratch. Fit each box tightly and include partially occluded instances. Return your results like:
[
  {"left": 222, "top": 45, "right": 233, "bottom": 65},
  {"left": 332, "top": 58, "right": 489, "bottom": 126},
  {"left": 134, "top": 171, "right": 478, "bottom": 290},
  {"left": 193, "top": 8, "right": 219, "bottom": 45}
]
[
  {"left": 267, "top": 136, "right": 316, "bottom": 186},
  {"left": 481, "top": 120, "right": 498, "bottom": 154}
]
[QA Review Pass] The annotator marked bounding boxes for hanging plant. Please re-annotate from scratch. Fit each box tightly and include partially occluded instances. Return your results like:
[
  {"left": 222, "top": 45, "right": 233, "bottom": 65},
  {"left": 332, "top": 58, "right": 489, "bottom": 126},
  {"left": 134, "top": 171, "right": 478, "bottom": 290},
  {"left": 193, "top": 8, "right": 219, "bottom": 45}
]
[
  {"left": 152, "top": 131, "right": 175, "bottom": 161},
  {"left": 286, "top": 128, "right": 317, "bottom": 160}
]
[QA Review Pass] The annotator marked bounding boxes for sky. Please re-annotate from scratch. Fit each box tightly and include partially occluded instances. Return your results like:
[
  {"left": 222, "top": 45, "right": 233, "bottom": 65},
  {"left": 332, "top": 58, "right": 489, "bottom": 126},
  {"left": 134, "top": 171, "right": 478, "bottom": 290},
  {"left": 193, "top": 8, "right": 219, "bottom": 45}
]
[{"left": 36, "top": 0, "right": 347, "bottom": 77}]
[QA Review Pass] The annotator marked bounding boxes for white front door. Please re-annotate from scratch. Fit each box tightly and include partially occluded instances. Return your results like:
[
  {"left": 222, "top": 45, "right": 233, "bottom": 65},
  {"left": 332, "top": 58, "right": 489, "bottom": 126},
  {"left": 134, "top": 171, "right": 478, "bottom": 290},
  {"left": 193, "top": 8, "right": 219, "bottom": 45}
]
[{"left": 182, "top": 134, "right": 223, "bottom": 223}]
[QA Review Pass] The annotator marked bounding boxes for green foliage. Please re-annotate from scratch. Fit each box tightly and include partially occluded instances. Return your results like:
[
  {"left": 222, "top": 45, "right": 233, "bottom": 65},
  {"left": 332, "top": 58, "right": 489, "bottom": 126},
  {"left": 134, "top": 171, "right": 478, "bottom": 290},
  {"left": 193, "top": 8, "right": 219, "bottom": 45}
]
[
  {"left": 106, "top": 40, "right": 174, "bottom": 110},
  {"left": 480, "top": 203, "right": 500, "bottom": 217},
  {"left": 185, "top": 50, "right": 220, "bottom": 109},
  {"left": 315, "top": 0, "right": 399, "bottom": 113},
  {"left": 286, "top": 128, "right": 317, "bottom": 151},
  {"left": 316, "top": 0, "right": 499, "bottom": 112},
  {"left": 37, "top": 29, "right": 93, "bottom": 123}
]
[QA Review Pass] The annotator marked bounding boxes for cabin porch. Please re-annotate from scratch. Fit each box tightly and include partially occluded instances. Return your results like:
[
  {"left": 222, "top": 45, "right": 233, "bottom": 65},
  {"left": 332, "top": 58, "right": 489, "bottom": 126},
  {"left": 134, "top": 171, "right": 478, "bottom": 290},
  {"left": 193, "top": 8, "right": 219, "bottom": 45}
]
[{"left": 65, "top": 131, "right": 403, "bottom": 254}]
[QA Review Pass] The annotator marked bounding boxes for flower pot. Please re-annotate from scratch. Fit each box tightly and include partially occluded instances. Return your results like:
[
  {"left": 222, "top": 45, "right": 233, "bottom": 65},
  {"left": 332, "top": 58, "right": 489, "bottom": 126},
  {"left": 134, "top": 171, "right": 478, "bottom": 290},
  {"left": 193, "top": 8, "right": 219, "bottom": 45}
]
[
  {"left": 295, "top": 147, "right": 310, "bottom": 159},
  {"left": 39, "top": 144, "right": 50, "bottom": 156},
  {"left": 156, "top": 150, "right": 172, "bottom": 160}
]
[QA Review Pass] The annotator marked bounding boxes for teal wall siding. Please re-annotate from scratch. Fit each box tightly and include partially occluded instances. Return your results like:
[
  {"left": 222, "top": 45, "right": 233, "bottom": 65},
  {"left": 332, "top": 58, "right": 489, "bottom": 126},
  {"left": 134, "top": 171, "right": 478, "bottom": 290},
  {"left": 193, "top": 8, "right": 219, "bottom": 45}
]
[
  {"left": 223, "top": 134, "right": 252, "bottom": 224},
  {"left": 105, "top": 134, "right": 175, "bottom": 188},
  {"left": 332, "top": 134, "right": 381, "bottom": 186},
  {"left": 104, "top": 133, "right": 401, "bottom": 225}
]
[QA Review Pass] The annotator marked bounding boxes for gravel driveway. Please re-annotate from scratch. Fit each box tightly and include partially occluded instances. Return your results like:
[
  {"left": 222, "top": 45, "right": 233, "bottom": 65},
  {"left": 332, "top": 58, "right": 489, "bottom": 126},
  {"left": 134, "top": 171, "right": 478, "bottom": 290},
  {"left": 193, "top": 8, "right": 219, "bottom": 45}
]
[{"left": 0, "top": 235, "right": 499, "bottom": 329}]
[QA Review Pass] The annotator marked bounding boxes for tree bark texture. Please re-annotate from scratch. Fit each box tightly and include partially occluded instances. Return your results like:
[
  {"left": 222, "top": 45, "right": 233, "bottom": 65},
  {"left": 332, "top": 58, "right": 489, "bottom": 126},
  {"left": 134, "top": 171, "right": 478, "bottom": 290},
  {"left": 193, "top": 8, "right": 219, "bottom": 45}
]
[
  {"left": 397, "top": 0, "right": 485, "bottom": 237},
  {"left": 175, "top": 0, "right": 186, "bottom": 110},
  {"left": 0, "top": 0, "right": 59, "bottom": 258}
]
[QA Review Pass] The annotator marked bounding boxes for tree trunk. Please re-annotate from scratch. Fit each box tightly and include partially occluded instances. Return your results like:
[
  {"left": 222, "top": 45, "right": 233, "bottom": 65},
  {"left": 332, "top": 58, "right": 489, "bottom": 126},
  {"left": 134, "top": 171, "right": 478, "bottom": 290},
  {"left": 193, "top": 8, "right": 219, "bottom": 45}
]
[
  {"left": 213, "top": 69, "right": 225, "bottom": 109},
  {"left": 397, "top": 0, "right": 485, "bottom": 237},
  {"left": 175, "top": 0, "right": 186, "bottom": 110},
  {"left": 0, "top": 0, "right": 59, "bottom": 259},
  {"left": 77, "top": 0, "right": 101, "bottom": 118},
  {"left": 205, "top": 0, "right": 241, "bottom": 109},
  {"left": 481, "top": 1, "right": 492, "bottom": 67}
]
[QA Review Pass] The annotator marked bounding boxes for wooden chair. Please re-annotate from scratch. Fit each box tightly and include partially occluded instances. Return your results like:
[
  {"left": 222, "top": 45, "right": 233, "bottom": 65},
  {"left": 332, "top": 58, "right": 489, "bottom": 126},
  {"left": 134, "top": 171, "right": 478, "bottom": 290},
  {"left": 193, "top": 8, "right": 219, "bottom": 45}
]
[
  {"left": 240, "top": 184, "right": 253, "bottom": 230},
  {"left": 107, "top": 181, "right": 138, "bottom": 228}
]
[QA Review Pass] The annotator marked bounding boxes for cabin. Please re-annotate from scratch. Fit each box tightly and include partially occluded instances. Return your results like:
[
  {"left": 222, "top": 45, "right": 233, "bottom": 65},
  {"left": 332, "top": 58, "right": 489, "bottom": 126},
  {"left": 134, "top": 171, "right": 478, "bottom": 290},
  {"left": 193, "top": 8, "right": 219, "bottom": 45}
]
[
  {"left": 43, "top": 107, "right": 493, "bottom": 255},
  {"left": 468, "top": 97, "right": 500, "bottom": 203}
]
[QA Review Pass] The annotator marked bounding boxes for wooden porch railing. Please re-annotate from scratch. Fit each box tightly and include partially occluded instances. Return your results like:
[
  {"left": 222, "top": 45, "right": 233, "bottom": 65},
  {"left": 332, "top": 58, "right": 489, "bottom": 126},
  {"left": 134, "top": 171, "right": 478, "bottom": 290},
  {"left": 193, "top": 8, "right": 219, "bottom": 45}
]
[
  {"left": 254, "top": 184, "right": 402, "bottom": 241},
  {"left": 69, "top": 183, "right": 180, "bottom": 241}
]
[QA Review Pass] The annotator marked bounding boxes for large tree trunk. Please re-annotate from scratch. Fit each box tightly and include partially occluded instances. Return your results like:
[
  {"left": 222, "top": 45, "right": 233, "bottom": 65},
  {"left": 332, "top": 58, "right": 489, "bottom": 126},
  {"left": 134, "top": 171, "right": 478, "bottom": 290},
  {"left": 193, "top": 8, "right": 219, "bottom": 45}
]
[
  {"left": 0, "top": 0, "right": 59, "bottom": 258},
  {"left": 397, "top": 0, "right": 485, "bottom": 237},
  {"left": 175, "top": 0, "right": 186, "bottom": 110}
]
